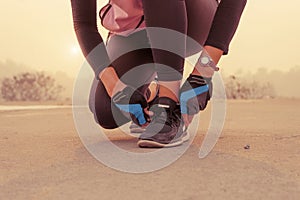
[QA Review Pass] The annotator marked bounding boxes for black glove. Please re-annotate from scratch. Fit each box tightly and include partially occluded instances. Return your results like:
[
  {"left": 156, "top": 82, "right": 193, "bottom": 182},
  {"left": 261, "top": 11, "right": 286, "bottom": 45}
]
[
  {"left": 180, "top": 74, "right": 212, "bottom": 115},
  {"left": 112, "top": 86, "right": 150, "bottom": 126}
]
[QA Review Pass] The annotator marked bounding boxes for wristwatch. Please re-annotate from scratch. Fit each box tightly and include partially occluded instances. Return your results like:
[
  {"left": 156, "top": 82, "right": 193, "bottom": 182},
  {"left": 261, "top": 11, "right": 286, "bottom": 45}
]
[
  {"left": 200, "top": 56, "right": 211, "bottom": 65},
  {"left": 199, "top": 52, "right": 219, "bottom": 71}
]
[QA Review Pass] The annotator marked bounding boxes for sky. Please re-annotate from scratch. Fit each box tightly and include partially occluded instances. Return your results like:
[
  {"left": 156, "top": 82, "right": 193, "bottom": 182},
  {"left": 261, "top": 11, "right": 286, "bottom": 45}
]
[{"left": 1, "top": 0, "right": 300, "bottom": 77}]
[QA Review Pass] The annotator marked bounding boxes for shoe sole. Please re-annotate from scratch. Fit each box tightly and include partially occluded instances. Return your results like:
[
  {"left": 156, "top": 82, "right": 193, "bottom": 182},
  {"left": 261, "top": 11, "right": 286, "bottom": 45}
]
[
  {"left": 137, "top": 130, "right": 191, "bottom": 148},
  {"left": 137, "top": 138, "right": 183, "bottom": 148},
  {"left": 137, "top": 130, "right": 190, "bottom": 148},
  {"left": 181, "top": 130, "right": 190, "bottom": 143}
]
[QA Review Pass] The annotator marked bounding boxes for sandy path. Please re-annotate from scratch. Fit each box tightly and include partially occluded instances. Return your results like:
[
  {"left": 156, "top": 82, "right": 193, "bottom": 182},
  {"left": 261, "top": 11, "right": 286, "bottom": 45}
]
[{"left": 1, "top": 99, "right": 300, "bottom": 200}]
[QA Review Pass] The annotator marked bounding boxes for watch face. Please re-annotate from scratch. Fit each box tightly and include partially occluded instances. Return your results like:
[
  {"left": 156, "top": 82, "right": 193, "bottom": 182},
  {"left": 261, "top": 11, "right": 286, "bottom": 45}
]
[{"left": 200, "top": 56, "right": 210, "bottom": 65}]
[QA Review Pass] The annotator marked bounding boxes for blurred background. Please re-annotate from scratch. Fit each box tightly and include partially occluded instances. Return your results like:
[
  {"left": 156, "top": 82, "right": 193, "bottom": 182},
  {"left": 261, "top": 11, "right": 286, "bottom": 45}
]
[{"left": 0, "top": 0, "right": 299, "bottom": 104}]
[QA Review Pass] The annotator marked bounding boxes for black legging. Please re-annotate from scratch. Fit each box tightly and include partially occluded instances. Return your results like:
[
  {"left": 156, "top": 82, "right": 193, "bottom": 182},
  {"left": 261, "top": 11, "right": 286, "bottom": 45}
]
[
  {"left": 90, "top": 0, "right": 218, "bottom": 129},
  {"left": 71, "top": 0, "right": 247, "bottom": 128},
  {"left": 141, "top": 0, "right": 188, "bottom": 81}
]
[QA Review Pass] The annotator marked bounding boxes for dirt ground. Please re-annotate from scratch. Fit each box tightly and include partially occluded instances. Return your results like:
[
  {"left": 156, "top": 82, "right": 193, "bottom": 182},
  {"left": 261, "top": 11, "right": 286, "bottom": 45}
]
[{"left": 1, "top": 99, "right": 300, "bottom": 200}]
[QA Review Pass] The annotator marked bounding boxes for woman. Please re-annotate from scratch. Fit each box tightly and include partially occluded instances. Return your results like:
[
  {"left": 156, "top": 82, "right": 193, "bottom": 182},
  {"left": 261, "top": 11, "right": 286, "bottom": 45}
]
[{"left": 70, "top": 0, "right": 247, "bottom": 147}]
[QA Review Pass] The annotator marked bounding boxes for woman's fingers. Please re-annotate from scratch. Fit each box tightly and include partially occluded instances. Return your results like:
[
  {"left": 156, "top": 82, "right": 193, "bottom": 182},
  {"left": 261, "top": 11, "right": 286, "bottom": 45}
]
[
  {"left": 140, "top": 122, "right": 149, "bottom": 128},
  {"left": 144, "top": 108, "right": 153, "bottom": 117}
]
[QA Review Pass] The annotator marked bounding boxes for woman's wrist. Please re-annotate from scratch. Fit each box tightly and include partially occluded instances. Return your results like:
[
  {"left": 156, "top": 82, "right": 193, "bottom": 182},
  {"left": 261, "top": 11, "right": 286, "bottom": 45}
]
[
  {"left": 192, "top": 45, "right": 223, "bottom": 77},
  {"left": 203, "top": 45, "right": 223, "bottom": 64},
  {"left": 98, "top": 66, "right": 126, "bottom": 97}
]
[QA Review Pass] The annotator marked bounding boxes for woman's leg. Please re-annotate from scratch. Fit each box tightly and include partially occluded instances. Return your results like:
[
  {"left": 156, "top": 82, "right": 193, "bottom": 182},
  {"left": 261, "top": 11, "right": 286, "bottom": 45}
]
[
  {"left": 137, "top": 0, "right": 189, "bottom": 148},
  {"left": 185, "top": 0, "right": 218, "bottom": 57},
  {"left": 142, "top": 0, "right": 188, "bottom": 101},
  {"left": 89, "top": 31, "right": 156, "bottom": 129}
]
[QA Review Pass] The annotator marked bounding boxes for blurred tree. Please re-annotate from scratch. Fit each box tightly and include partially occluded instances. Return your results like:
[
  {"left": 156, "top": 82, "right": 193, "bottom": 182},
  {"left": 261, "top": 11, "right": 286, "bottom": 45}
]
[
  {"left": 1, "top": 72, "right": 64, "bottom": 101},
  {"left": 225, "top": 75, "right": 276, "bottom": 99}
]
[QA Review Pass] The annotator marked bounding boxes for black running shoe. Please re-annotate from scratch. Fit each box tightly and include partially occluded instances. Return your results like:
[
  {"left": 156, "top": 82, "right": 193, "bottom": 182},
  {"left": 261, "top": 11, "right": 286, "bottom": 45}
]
[{"left": 138, "top": 97, "right": 184, "bottom": 148}]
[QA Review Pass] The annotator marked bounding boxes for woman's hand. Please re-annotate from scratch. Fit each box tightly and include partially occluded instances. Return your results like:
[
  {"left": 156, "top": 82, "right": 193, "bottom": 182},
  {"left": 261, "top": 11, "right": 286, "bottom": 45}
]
[
  {"left": 99, "top": 66, "right": 151, "bottom": 127},
  {"left": 180, "top": 75, "right": 212, "bottom": 127},
  {"left": 112, "top": 86, "right": 151, "bottom": 127}
]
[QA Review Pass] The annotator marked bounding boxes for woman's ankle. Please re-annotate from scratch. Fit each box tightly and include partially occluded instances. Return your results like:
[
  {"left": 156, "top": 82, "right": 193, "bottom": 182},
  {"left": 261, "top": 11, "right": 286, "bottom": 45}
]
[{"left": 158, "top": 80, "right": 181, "bottom": 103}]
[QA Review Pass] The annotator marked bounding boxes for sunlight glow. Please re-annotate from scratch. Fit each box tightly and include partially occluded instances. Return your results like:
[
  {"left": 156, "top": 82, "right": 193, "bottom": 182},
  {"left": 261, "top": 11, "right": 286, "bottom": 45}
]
[{"left": 70, "top": 45, "right": 80, "bottom": 55}]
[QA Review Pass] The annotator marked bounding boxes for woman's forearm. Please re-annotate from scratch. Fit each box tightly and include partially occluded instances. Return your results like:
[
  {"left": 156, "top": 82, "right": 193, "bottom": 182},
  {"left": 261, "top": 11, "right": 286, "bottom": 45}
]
[
  {"left": 98, "top": 66, "right": 126, "bottom": 97},
  {"left": 71, "top": 0, "right": 111, "bottom": 78},
  {"left": 204, "top": 45, "right": 223, "bottom": 64},
  {"left": 205, "top": 0, "right": 247, "bottom": 55}
]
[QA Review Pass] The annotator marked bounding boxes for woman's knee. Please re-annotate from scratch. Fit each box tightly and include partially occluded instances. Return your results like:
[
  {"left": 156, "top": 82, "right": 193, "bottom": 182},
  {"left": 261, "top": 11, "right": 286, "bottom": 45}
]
[
  {"left": 93, "top": 109, "right": 130, "bottom": 129},
  {"left": 95, "top": 115, "right": 119, "bottom": 129},
  {"left": 92, "top": 98, "right": 130, "bottom": 129}
]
